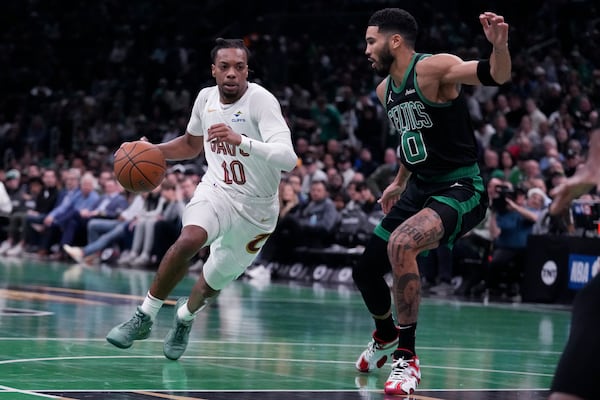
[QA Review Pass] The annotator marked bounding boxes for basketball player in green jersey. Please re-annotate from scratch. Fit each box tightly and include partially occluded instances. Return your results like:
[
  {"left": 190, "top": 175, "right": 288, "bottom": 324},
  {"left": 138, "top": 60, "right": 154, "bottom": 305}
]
[{"left": 353, "top": 9, "right": 511, "bottom": 395}]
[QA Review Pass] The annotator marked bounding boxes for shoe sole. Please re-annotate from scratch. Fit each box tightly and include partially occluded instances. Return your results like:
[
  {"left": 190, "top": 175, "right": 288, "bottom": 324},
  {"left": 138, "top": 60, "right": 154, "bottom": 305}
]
[
  {"left": 355, "top": 354, "right": 389, "bottom": 373},
  {"left": 106, "top": 336, "right": 132, "bottom": 349},
  {"left": 164, "top": 328, "right": 185, "bottom": 360},
  {"left": 384, "top": 388, "right": 414, "bottom": 395},
  {"left": 164, "top": 297, "right": 190, "bottom": 360},
  {"left": 164, "top": 349, "right": 182, "bottom": 361}
]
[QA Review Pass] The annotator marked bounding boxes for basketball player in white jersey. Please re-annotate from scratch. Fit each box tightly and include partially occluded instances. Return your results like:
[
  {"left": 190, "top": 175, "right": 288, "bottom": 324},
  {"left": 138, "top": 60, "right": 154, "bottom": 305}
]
[{"left": 106, "top": 38, "right": 298, "bottom": 360}]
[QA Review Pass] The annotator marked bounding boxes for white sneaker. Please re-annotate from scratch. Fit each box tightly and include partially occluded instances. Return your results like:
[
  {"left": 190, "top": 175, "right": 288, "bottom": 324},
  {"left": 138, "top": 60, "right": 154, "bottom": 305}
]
[
  {"left": 355, "top": 330, "right": 399, "bottom": 372},
  {"left": 6, "top": 243, "right": 23, "bottom": 257},
  {"left": 117, "top": 251, "right": 135, "bottom": 265},
  {"left": 383, "top": 351, "right": 421, "bottom": 395},
  {"left": 428, "top": 281, "right": 454, "bottom": 296},
  {"left": 63, "top": 244, "right": 84, "bottom": 263},
  {"left": 130, "top": 253, "right": 150, "bottom": 267},
  {"left": 0, "top": 240, "right": 13, "bottom": 255},
  {"left": 245, "top": 264, "right": 271, "bottom": 281}
]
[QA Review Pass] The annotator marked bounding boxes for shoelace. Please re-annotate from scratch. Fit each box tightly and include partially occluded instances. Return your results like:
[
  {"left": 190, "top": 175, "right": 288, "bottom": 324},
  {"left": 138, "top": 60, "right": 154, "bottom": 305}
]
[
  {"left": 174, "top": 322, "right": 191, "bottom": 342},
  {"left": 364, "top": 339, "right": 380, "bottom": 358},
  {"left": 388, "top": 358, "right": 411, "bottom": 379},
  {"left": 124, "top": 312, "right": 146, "bottom": 330}
]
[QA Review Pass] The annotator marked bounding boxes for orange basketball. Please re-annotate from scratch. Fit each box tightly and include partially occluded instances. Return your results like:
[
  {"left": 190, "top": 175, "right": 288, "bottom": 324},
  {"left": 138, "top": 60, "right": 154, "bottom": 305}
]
[{"left": 113, "top": 141, "right": 166, "bottom": 193}]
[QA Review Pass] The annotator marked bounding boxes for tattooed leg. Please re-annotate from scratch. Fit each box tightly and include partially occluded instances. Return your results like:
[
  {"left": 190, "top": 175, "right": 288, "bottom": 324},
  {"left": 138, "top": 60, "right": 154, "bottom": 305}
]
[{"left": 387, "top": 208, "right": 444, "bottom": 324}]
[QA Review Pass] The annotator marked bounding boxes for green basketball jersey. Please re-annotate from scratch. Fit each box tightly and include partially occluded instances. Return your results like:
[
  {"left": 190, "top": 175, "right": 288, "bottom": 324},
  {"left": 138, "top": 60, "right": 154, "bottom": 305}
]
[{"left": 384, "top": 53, "right": 478, "bottom": 177}]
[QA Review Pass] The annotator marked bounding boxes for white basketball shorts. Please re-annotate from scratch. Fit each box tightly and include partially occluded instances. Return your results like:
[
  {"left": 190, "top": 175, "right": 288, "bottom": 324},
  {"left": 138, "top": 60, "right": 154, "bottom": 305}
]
[{"left": 182, "top": 182, "right": 279, "bottom": 290}]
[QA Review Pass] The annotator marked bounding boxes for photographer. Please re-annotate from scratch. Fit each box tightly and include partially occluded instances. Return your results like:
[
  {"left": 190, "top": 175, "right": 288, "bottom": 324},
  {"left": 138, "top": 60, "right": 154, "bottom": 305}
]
[{"left": 477, "top": 182, "right": 545, "bottom": 299}]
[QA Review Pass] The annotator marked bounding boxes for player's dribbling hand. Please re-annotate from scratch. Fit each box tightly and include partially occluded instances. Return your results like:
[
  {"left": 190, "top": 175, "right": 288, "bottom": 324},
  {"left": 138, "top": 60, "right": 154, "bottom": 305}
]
[
  {"left": 207, "top": 123, "right": 242, "bottom": 145},
  {"left": 479, "top": 12, "right": 509, "bottom": 49}
]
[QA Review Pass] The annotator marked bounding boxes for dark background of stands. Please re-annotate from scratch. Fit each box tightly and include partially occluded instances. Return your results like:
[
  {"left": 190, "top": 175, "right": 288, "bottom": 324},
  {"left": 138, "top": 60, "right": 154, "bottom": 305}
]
[
  {"left": 1, "top": 0, "right": 599, "bottom": 168},
  {"left": 1, "top": 0, "right": 600, "bottom": 301}
]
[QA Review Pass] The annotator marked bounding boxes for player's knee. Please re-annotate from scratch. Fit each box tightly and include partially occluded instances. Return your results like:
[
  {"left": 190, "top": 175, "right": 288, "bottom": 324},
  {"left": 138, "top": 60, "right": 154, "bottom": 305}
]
[
  {"left": 386, "top": 235, "right": 419, "bottom": 263},
  {"left": 353, "top": 236, "right": 390, "bottom": 287}
]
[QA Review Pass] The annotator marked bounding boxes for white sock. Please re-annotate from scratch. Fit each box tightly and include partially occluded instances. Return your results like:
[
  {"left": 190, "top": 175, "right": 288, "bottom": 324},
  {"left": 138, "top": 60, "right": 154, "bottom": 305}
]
[
  {"left": 177, "top": 299, "right": 207, "bottom": 321},
  {"left": 140, "top": 292, "right": 164, "bottom": 321}
]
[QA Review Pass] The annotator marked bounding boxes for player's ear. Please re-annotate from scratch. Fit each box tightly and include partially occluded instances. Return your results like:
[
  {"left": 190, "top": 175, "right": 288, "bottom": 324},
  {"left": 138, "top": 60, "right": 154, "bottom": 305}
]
[
  {"left": 211, "top": 64, "right": 216, "bottom": 77},
  {"left": 390, "top": 33, "right": 403, "bottom": 50}
]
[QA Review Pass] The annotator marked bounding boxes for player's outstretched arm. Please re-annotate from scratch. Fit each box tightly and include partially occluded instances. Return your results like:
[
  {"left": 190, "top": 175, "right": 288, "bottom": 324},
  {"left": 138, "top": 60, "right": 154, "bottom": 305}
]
[
  {"left": 549, "top": 128, "right": 600, "bottom": 215},
  {"left": 480, "top": 12, "right": 511, "bottom": 85},
  {"left": 432, "top": 12, "right": 511, "bottom": 87}
]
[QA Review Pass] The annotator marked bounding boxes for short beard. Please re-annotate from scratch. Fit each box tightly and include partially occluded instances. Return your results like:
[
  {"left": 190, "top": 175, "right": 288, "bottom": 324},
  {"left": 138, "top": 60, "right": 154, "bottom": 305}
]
[
  {"left": 374, "top": 46, "right": 394, "bottom": 77},
  {"left": 219, "top": 86, "right": 242, "bottom": 103},
  {"left": 221, "top": 91, "right": 237, "bottom": 102}
]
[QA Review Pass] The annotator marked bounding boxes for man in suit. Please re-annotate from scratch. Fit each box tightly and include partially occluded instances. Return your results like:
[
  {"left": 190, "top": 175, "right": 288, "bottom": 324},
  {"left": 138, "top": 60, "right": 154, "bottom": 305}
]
[{"left": 60, "top": 177, "right": 128, "bottom": 249}]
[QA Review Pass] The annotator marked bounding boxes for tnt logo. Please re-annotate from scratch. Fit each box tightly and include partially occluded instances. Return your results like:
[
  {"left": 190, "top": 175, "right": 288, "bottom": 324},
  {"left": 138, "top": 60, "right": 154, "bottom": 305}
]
[
  {"left": 541, "top": 261, "right": 558, "bottom": 286},
  {"left": 568, "top": 254, "right": 598, "bottom": 290}
]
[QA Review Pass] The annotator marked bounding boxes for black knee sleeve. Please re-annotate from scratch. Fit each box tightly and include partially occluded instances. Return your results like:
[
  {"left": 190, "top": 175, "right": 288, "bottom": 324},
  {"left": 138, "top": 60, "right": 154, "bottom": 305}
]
[{"left": 352, "top": 235, "right": 393, "bottom": 316}]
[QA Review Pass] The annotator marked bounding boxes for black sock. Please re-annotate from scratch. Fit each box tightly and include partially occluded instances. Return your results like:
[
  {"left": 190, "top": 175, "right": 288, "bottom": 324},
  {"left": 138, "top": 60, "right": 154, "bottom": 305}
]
[
  {"left": 374, "top": 315, "right": 398, "bottom": 342},
  {"left": 397, "top": 322, "right": 417, "bottom": 355}
]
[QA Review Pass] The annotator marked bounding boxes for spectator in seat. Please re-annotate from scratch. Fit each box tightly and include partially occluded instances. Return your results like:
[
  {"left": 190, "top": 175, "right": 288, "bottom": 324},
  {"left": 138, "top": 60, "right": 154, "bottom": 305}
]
[
  {"left": 286, "top": 173, "right": 308, "bottom": 206},
  {"left": 365, "top": 147, "right": 399, "bottom": 198},
  {"left": 60, "top": 177, "right": 128, "bottom": 253},
  {"left": 278, "top": 180, "right": 301, "bottom": 220},
  {"left": 300, "top": 157, "right": 327, "bottom": 196},
  {"left": 0, "top": 175, "right": 45, "bottom": 255},
  {"left": 120, "top": 180, "right": 181, "bottom": 268},
  {"left": 335, "top": 185, "right": 369, "bottom": 248},
  {"left": 64, "top": 193, "right": 146, "bottom": 264},
  {"left": 480, "top": 148, "right": 500, "bottom": 184},
  {"left": 489, "top": 113, "right": 514, "bottom": 153},
  {"left": 453, "top": 177, "right": 500, "bottom": 296},
  {"left": 266, "top": 180, "right": 339, "bottom": 262},
  {"left": 291, "top": 180, "right": 339, "bottom": 247},
  {"left": 354, "top": 148, "right": 379, "bottom": 177},
  {"left": 6, "top": 169, "right": 60, "bottom": 257},
  {"left": 39, "top": 172, "right": 100, "bottom": 259},
  {"left": 476, "top": 182, "right": 542, "bottom": 299},
  {"left": 150, "top": 177, "right": 196, "bottom": 266},
  {"left": 336, "top": 154, "right": 356, "bottom": 188},
  {"left": 311, "top": 95, "right": 342, "bottom": 143},
  {"left": 0, "top": 170, "right": 20, "bottom": 244}
]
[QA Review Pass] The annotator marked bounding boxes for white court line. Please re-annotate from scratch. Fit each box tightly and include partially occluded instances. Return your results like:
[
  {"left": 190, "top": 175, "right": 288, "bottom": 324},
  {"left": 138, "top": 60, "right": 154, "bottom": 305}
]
[
  {"left": 0, "top": 337, "right": 563, "bottom": 355},
  {"left": 0, "top": 354, "right": 555, "bottom": 377},
  {"left": 1, "top": 388, "right": 552, "bottom": 394},
  {"left": 0, "top": 384, "right": 67, "bottom": 398}
]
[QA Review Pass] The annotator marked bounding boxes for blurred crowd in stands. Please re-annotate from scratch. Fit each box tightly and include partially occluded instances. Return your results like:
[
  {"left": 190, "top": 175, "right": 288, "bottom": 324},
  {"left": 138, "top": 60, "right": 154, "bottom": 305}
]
[{"left": 1, "top": 0, "right": 599, "bottom": 300}]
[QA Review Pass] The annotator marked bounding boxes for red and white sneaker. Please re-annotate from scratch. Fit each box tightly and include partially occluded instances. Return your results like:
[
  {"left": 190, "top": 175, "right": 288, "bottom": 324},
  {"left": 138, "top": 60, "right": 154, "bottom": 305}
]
[
  {"left": 355, "top": 331, "right": 399, "bottom": 373},
  {"left": 383, "top": 351, "right": 421, "bottom": 395}
]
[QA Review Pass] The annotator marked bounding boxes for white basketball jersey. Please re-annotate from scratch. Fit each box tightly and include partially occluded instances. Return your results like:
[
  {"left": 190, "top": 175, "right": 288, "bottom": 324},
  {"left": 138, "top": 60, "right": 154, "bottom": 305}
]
[{"left": 187, "top": 82, "right": 291, "bottom": 198}]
